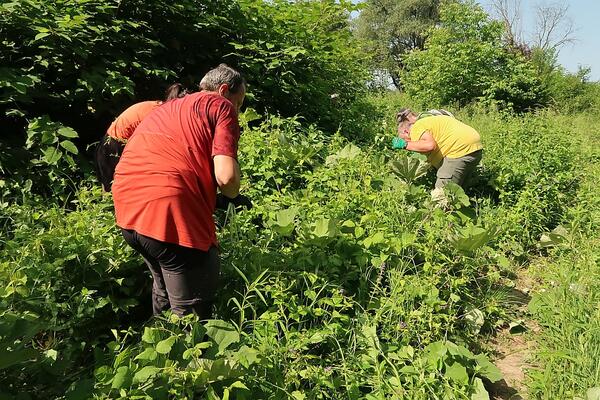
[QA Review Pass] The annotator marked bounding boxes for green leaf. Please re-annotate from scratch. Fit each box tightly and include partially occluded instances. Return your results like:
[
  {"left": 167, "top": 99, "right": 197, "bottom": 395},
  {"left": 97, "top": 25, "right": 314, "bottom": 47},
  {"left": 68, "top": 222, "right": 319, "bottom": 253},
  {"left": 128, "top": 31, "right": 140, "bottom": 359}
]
[
  {"left": 291, "top": 391, "right": 306, "bottom": 400},
  {"left": 111, "top": 366, "right": 132, "bottom": 389},
  {"left": 66, "top": 378, "right": 94, "bottom": 400},
  {"left": 390, "top": 154, "right": 429, "bottom": 182},
  {"left": 43, "top": 147, "right": 62, "bottom": 164},
  {"left": 445, "top": 361, "right": 469, "bottom": 384},
  {"left": 325, "top": 143, "right": 361, "bottom": 165},
  {"left": 33, "top": 32, "right": 50, "bottom": 41},
  {"left": 444, "top": 182, "right": 471, "bottom": 208},
  {"left": 44, "top": 349, "right": 58, "bottom": 362},
  {"left": 0, "top": 348, "right": 38, "bottom": 369},
  {"left": 134, "top": 347, "right": 158, "bottom": 361},
  {"left": 205, "top": 320, "right": 239, "bottom": 354},
  {"left": 141, "top": 327, "right": 160, "bottom": 344},
  {"left": 423, "top": 341, "right": 448, "bottom": 365},
  {"left": 267, "top": 207, "right": 297, "bottom": 236},
  {"left": 538, "top": 225, "right": 569, "bottom": 249},
  {"left": 451, "top": 225, "right": 491, "bottom": 252},
  {"left": 446, "top": 341, "right": 474, "bottom": 359},
  {"left": 470, "top": 377, "right": 490, "bottom": 400},
  {"left": 208, "top": 357, "right": 235, "bottom": 381},
  {"left": 363, "top": 231, "right": 385, "bottom": 248},
  {"left": 228, "top": 380, "right": 249, "bottom": 392},
  {"left": 474, "top": 354, "right": 503, "bottom": 383},
  {"left": 133, "top": 366, "right": 159, "bottom": 384},
  {"left": 57, "top": 126, "right": 78, "bottom": 138},
  {"left": 155, "top": 336, "right": 177, "bottom": 354},
  {"left": 60, "top": 140, "right": 78, "bottom": 155},
  {"left": 240, "top": 108, "right": 261, "bottom": 125},
  {"left": 313, "top": 218, "right": 338, "bottom": 238},
  {"left": 235, "top": 345, "right": 260, "bottom": 368}
]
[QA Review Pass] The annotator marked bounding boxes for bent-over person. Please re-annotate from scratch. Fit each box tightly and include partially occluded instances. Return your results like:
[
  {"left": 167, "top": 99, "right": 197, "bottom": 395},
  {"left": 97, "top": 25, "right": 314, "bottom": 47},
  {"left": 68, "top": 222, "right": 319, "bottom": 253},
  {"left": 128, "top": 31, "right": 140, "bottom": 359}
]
[
  {"left": 94, "top": 83, "right": 188, "bottom": 191},
  {"left": 111, "top": 64, "right": 246, "bottom": 318},
  {"left": 392, "top": 108, "right": 483, "bottom": 189}
]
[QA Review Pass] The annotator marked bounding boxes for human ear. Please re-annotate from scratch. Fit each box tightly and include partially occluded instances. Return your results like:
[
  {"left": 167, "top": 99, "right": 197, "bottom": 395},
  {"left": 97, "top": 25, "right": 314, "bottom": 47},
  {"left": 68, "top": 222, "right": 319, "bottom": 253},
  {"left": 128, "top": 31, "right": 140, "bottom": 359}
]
[{"left": 218, "top": 83, "right": 230, "bottom": 96}]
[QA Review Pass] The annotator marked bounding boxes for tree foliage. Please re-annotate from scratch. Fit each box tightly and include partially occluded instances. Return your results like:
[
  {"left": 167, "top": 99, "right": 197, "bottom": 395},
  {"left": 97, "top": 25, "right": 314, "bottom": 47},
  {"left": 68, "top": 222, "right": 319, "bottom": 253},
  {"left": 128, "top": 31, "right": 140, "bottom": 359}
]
[
  {"left": 0, "top": 0, "right": 367, "bottom": 149},
  {"left": 402, "top": 0, "right": 546, "bottom": 111},
  {"left": 232, "top": 0, "right": 368, "bottom": 129},
  {"left": 355, "top": 0, "right": 440, "bottom": 89}
]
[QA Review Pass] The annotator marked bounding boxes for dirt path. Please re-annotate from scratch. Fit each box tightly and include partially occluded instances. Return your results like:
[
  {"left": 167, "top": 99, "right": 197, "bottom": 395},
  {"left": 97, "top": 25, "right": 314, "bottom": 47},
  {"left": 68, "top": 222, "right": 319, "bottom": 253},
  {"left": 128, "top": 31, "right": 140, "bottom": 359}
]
[{"left": 488, "top": 270, "right": 541, "bottom": 400}]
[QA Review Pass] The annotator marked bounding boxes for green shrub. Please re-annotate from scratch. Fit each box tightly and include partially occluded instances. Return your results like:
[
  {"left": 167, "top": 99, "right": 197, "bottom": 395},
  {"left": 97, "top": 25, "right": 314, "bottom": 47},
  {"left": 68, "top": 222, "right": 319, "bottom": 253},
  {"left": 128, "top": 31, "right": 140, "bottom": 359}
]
[{"left": 402, "top": 0, "right": 546, "bottom": 112}]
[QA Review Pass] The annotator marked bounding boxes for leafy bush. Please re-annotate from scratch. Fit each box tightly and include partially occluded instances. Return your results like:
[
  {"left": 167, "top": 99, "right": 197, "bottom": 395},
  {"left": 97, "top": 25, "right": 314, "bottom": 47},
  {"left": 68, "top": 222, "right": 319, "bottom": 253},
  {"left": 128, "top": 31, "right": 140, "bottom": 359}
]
[
  {"left": 0, "top": 0, "right": 367, "bottom": 147},
  {"left": 232, "top": 0, "right": 369, "bottom": 130},
  {"left": 0, "top": 185, "right": 148, "bottom": 397},
  {"left": 402, "top": 0, "right": 546, "bottom": 112},
  {"left": 1, "top": 94, "right": 593, "bottom": 398},
  {"left": 531, "top": 48, "right": 600, "bottom": 113}
]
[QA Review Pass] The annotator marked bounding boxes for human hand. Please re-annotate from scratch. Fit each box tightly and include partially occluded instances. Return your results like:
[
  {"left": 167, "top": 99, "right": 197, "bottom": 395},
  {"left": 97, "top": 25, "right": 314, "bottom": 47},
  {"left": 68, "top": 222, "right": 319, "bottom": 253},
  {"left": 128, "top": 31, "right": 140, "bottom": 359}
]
[
  {"left": 216, "top": 193, "right": 253, "bottom": 211},
  {"left": 391, "top": 137, "right": 408, "bottom": 150}
]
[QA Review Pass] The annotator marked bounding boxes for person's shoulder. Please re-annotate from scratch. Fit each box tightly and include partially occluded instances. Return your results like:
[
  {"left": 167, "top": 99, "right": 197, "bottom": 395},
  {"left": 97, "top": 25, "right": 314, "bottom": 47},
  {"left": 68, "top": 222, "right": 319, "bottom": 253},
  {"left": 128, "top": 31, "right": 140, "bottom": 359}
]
[
  {"left": 412, "top": 117, "right": 433, "bottom": 129},
  {"left": 193, "top": 92, "right": 232, "bottom": 107},
  {"left": 130, "top": 100, "right": 161, "bottom": 110}
]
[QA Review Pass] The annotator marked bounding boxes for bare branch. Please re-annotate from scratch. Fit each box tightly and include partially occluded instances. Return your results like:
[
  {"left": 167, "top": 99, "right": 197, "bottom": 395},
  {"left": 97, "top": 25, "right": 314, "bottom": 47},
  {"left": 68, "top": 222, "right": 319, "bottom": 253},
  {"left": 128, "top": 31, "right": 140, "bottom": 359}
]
[
  {"left": 533, "top": 1, "right": 577, "bottom": 51},
  {"left": 489, "top": 0, "right": 524, "bottom": 47}
]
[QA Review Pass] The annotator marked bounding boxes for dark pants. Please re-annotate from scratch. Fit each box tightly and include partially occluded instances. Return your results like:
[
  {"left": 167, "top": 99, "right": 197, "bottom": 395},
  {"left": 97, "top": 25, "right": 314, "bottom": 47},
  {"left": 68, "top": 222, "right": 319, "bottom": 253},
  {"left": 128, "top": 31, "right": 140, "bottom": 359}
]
[
  {"left": 435, "top": 149, "right": 483, "bottom": 189},
  {"left": 121, "top": 229, "right": 220, "bottom": 319},
  {"left": 94, "top": 135, "right": 126, "bottom": 192}
]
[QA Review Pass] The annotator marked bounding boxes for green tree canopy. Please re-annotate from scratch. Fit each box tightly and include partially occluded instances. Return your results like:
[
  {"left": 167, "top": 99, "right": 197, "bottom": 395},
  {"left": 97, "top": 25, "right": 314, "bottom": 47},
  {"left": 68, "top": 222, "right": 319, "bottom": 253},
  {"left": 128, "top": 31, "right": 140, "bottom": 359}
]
[
  {"left": 402, "top": 0, "right": 546, "bottom": 111},
  {"left": 0, "top": 0, "right": 368, "bottom": 148},
  {"left": 355, "top": 0, "right": 440, "bottom": 89}
]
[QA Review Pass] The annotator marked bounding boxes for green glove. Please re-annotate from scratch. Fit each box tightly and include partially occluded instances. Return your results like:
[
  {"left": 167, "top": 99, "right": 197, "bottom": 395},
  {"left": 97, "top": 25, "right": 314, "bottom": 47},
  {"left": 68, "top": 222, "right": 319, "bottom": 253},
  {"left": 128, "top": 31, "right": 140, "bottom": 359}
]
[{"left": 392, "top": 137, "right": 407, "bottom": 150}]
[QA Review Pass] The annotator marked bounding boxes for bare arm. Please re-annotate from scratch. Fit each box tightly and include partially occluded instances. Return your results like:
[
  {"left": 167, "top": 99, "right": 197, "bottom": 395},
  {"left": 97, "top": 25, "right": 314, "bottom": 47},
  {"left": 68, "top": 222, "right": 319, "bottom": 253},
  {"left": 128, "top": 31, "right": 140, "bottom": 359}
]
[
  {"left": 214, "top": 155, "right": 240, "bottom": 198},
  {"left": 406, "top": 131, "right": 437, "bottom": 153}
]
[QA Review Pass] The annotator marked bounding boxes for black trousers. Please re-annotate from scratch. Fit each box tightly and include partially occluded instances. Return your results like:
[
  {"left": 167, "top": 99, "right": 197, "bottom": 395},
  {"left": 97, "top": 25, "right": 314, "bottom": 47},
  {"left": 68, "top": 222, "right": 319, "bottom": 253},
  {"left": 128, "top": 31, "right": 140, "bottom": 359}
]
[
  {"left": 94, "top": 134, "right": 126, "bottom": 192},
  {"left": 121, "top": 229, "right": 220, "bottom": 319}
]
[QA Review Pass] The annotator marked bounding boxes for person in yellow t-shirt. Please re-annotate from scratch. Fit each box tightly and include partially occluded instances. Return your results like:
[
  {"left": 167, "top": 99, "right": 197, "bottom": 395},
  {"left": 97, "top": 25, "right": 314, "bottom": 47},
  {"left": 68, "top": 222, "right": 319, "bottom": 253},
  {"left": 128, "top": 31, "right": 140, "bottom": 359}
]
[{"left": 392, "top": 108, "right": 483, "bottom": 189}]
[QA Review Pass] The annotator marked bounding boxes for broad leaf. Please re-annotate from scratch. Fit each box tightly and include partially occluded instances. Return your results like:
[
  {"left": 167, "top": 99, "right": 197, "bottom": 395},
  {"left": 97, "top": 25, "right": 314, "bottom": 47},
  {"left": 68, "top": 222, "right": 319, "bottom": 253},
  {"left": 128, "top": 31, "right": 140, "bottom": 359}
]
[
  {"left": 43, "top": 147, "right": 62, "bottom": 164},
  {"left": 155, "top": 336, "right": 177, "bottom": 354},
  {"left": 60, "top": 140, "right": 78, "bottom": 155},
  {"left": 451, "top": 225, "right": 492, "bottom": 252},
  {"left": 205, "top": 320, "right": 239, "bottom": 354},
  {"left": 474, "top": 354, "right": 503, "bottom": 383},
  {"left": 470, "top": 377, "right": 490, "bottom": 400},
  {"left": 445, "top": 361, "right": 469, "bottom": 384},
  {"left": 110, "top": 366, "right": 132, "bottom": 389},
  {"left": 0, "top": 348, "right": 38, "bottom": 369},
  {"left": 133, "top": 366, "right": 160, "bottom": 384},
  {"left": 313, "top": 218, "right": 338, "bottom": 238},
  {"left": 57, "top": 127, "right": 78, "bottom": 138}
]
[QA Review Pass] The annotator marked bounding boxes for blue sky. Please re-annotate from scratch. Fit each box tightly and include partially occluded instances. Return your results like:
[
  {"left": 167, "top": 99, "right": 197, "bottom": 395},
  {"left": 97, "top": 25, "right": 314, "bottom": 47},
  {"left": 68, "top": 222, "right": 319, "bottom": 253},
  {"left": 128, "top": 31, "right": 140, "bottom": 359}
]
[{"left": 477, "top": 0, "right": 600, "bottom": 81}]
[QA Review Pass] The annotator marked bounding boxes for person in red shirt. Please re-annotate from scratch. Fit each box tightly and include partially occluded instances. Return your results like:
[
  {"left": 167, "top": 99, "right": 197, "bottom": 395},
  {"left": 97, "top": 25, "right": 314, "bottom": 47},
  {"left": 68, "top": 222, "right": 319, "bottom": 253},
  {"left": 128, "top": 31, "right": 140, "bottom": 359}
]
[
  {"left": 112, "top": 64, "right": 248, "bottom": 318},
  {"left": 94, "top": 83, "right": 188, "bottom": 191}
]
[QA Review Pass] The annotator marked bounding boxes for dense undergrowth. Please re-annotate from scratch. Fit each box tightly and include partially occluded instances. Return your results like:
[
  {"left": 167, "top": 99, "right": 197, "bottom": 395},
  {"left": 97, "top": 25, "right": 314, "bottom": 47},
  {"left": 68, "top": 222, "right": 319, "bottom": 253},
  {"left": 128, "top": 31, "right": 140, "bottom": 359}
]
[
  {"left": 524, "top": 114, "right": 600, "bottom": 399},
  {"left": 0, "top": 98, "right": 591, "bottom": 399}
]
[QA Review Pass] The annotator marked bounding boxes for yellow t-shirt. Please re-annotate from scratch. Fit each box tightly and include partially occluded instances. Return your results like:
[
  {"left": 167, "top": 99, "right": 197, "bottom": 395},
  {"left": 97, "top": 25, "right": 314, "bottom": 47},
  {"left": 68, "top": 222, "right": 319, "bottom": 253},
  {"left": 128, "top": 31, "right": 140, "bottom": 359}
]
[{"left": 409, "top": 115, "right": 483, "bottom": 168}]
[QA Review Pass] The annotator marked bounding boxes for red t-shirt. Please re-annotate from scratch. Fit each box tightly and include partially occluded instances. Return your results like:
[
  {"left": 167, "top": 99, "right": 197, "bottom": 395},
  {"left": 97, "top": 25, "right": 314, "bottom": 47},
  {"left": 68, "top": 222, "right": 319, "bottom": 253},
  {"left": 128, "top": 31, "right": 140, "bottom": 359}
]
[
  {"left": 112, "top": 92, "right": 240, "bottom": 251},
  {"left": 106, "top": 101, "right": 161, "bottom": 140}
]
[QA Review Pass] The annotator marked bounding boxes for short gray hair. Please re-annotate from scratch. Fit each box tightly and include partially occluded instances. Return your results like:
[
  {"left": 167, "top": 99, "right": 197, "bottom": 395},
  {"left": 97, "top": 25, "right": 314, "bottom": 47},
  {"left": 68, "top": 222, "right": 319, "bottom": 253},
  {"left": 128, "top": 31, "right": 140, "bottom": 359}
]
[{"left": 199, "top": 63, "right": 245, "bottom": 93}]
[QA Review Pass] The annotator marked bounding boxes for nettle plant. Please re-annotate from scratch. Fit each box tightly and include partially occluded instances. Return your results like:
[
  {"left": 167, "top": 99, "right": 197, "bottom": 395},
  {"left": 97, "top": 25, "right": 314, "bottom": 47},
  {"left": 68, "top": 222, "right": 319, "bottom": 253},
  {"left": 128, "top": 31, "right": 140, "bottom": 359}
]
[
  {"left": 88, "top": 315, "right": 260, "bottom": 400},
  {"left": 26, "top": 115, "right": 79, "bottom": 167},
  {"left": 24, "top": 115, "right": 82, "bottom": 197}
]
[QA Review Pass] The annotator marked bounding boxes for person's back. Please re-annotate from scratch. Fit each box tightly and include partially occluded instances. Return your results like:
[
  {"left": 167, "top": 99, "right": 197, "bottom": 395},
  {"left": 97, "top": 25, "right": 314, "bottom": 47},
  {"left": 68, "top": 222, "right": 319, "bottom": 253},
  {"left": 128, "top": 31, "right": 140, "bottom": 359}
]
[
  {"left": 409, "top": 115, "right": 482, "bottom": 168},
  {"left": 106, "top": 101, "right": 162, "bottom": 141},
  {"left": 112, "top": 91, "right": 240, "bottom": 251}
]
